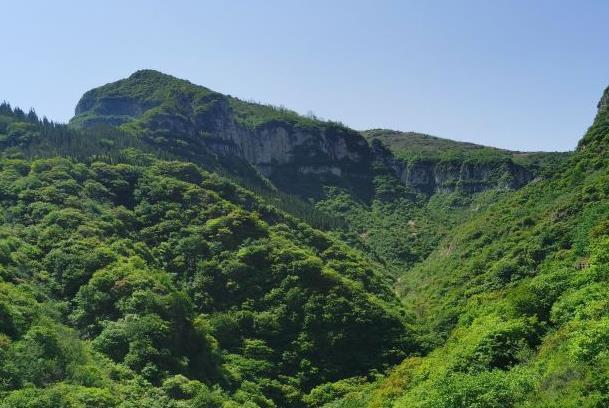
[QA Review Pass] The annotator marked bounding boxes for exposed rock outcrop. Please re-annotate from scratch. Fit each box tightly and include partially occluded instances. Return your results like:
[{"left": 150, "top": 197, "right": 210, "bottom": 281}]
[
  {"left": 369, "top": 138, "right": 533, "bottom": 194},
  {"left": 399, "top": 159, "right": 532, "bottom": 193},
  {"left": 194, "top": 100, "right": 369, "bottom": 177}
]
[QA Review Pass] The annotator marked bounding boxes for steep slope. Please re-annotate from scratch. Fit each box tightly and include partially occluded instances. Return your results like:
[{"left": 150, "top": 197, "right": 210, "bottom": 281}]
[
  {"left": 0, "top": 104, "right": 417, "bottom": 407},
  {"left": 317, "top": 139, "right": 567, "bottom": 273},
  {"left": 363, "top": 129, "right": 568, "bottom": 194},
  {"left": 71, "top": 70, "right": 374, "bottom": 200},
  {"left": 323, "top": 88, "right": 609, "bottom": 407},
  {"left": 0, "top": 71, "right": 576, "bottom": 407}
]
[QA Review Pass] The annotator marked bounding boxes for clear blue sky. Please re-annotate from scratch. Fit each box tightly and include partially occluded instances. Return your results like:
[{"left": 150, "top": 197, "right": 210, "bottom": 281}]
[{"left": 3, "top": 0, "right": 609, "bottom": 151}]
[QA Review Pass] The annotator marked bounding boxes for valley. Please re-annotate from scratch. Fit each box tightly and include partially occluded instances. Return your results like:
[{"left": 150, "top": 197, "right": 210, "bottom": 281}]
[{"left": 1, "top": 71, "right": 602, "bottom": 408}]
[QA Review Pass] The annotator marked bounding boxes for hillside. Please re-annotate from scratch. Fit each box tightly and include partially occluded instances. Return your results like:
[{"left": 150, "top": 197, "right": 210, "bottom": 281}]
[
  {"left": 363, "top": 129, "right": 570, "bottom": 180},
  {"left": 362, "top": 129, "right": 505, "bottom": 159},
  {"left": 70, "top": 70, "right": 374, "bottom": 201},
  {"left": 71, "top": 70, "right": 553, "bottom": 199},
  {"left": 0, "top": 103, "right": 417, "bottom": 407},
  {"left": 324, "top": 91, "right": 609, "bottom": 407}
]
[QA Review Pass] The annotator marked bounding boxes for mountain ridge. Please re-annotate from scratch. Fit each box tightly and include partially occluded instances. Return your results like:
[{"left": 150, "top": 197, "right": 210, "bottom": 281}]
[{"left": 70, "top": 69, "right": 546, "bottom": 197}]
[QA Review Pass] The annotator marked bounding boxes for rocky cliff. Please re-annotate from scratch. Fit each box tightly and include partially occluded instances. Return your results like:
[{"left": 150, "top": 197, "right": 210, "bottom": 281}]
[
  {"left": 71, "top": 70, "right": 371, "bottom": 197},
  {"left": 370, "top": 139, "right": 533, "bottom": 194},
  {"left": 71, "top": 70, "right": 534, "bottom": 197},
  {"left": 400, "top": 159, "right": 532, "bottom": 193}
]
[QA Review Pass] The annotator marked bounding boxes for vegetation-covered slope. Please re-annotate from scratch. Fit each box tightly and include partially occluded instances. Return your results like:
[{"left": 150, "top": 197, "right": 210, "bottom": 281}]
[
  {"left": 0, "top": 104, "right": 417, "bottom": 407},
  {"left": 361, "top": 129, "right": 504, "bottom": 159},
  {"left": 325, "top": 88, "right": 609, "bottom": 407},
  {"left": 363, "top": 129, "right": 569, "bottom": 183},
  {"left": 71, "top": 70, "right": 560, "bottom": 202},
  {"left": 362, "top": 129, "right": 568, "bottom": 165},
  {"left": 0, "top": 69, "right": 587, "bottom": 408},
  {"left": 326, "top": 130, "right": 568, "bottom": 274}
]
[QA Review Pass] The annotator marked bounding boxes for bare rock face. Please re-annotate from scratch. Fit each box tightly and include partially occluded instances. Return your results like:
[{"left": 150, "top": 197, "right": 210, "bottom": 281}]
[
  {"left": 188, "top": 98, "right": 370, "bottom": 178},
  {"left": 399, "top": 160, "right": 532, "bottom": 194},
  {"left": 193, "top": 99, "right": 367, "bottom": 175},
  {"left": 369, "top": 138, "right": 533, "bottom": 194},
  {"left": 298, "top": 166, "right": 342, "bottom": 176}
]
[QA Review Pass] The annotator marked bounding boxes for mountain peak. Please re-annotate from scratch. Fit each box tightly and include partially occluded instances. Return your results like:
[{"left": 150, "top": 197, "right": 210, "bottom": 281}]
[
  {"left": 125, "top": 69, "right": 190, "bottom": 85},
  {"left": 128, "top": 68, "right": 169, "bottom": 79},
  {"left": 70, "top": 70, "right": 213, "bottom": 127}
]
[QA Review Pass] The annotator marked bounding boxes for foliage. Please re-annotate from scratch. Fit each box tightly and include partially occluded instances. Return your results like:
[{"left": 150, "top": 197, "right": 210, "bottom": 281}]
[
  {"left": 0, "top": 103, "right": 415, "bottom": 406},
  {"left": 0, "top": 71, "right": 602, "bottom": 408},
  {"left": 326, "top": 88, "right": 609, "bottom": 407}
]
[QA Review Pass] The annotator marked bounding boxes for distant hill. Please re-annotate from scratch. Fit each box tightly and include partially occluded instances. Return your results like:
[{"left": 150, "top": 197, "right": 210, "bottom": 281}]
[
  {"left": 363, "top": 128, "right": 570, "bottom": 181},
  {"left": 70, "top": 70, "right": 554, "bottom": 198}
]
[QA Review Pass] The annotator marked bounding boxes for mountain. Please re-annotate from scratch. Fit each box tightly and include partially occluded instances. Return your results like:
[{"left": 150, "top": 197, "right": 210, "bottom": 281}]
[
  {"left": 71, "top": 70, "right": 551, "bottom": 199},
  {"left": 70, "top": 70, "right": 373, "bottom": 200},
  {"left": 364, "top": 129, "right": 570, "bottom": 194},
  {"left": 0, "top": 70, "right": 584, "bottom": 408},
  {"left": 68, "top": 70, "right": 566, "bottom": 274}
]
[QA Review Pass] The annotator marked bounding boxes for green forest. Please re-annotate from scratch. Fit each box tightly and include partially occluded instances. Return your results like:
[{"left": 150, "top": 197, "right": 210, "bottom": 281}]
[{"left": 1, "top": 70, "right": 608, "bottom": 408}]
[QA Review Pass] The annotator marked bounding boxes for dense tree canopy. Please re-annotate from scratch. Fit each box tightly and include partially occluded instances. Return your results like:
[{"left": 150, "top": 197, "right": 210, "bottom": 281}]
[
  {"left": 0, "top": 102, "right": 417, "bottom": 407},
  {"left": 2, "top": 74, "right": 605, "bottom": 408}
]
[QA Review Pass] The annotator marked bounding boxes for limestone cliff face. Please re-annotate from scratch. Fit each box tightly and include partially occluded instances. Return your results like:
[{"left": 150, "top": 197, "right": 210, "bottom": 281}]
[
  {"left": 369, "top": 139, "right": 532, "bottom": 194},
  {"left": 190, "top": 98, "right": 368, "bottom": 177},
  {"left": 399, "top": 159, "right": 532, "bottom": 193}
]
